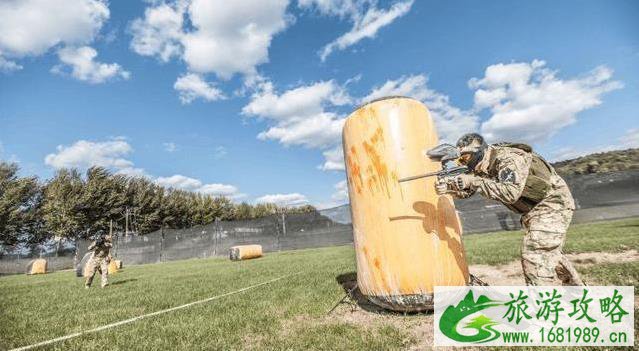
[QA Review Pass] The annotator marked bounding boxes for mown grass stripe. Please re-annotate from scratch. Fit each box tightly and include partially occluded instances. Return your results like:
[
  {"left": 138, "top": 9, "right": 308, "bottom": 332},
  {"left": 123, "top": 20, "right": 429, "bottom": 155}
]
[{"left": 9, "top": 272, "right": 301, "bottom": 351}]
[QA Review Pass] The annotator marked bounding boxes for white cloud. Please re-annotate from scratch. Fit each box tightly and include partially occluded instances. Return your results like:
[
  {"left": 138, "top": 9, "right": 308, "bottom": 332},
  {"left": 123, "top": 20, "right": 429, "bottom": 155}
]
[
  {"left": 0, "top": 0, "right": 127, "bottom": 77},
  {"left": 319, "top": 146, "right": 345, "bottom": 171},
  {"left": 243, "top": 80, "right": 350, "bottom": 123},
  {"left": 115, "top": 167, "right": 153, "bottom": 180},
  {"left": 156, "top": 174, "right": 201, "bottom": 191},
  {"left": 242, "top": 80, "right": 351, "bottom": 148},
  {"left": 163, "top": 142, "right": 177, "bottom": 152},
  {"left": 619, "top": 128, "right": 639, "bottom": 148},
  {"left": 130, "top": 0, "right": 186, "bottom": 62},
  {"left": 331, "top": 179, "right": 348, "bottom": 202},
  {"left": 174, "top": 73, "right": 225, "bottom": 104},
  {"left": 255, "top": 193, "right": 309, "bottom": 206},
  {"left": 0, "top": 0, "right": 108, "bottom": 57},
  {"left": 44, "top": 139, "right": 134, "bottom": 170},
  {"left": 115, "top": 167, "right": 150, "bottom": 179},
  {"left": 243, "top": 80, "right": 350, "bottom": 166},
  {"left": 155, "top": 174, "right": 239, "bottom": 197},
  {"left": 131, "top": 0, "right": 291, "bottom": 81},
  {"left": 362, "top": 74, "right": 479, "bottom": 143},
  {"left": 470, "top": 60, "right": 623, "bottom": 143},
  {"left": 362, "top": 74, "right": 431, "bottom": 101},
  {"left": 300, "top": 0, "right": 414, "bottom": 61},
  {"left": 183, "top": 0, "right": 291, "bottom": 79},
  {"left": 257, "top": 113, "right": 345, "bottom": 149},
  {"left": 0, "top": 56, "right": 22, "bottom": 72},
  {"left": 45, "top": 138, "right": 243, "bottom": 197},
  {"left": 315, "top": 179, "right": 349, "bottom": 209},
  {"left": 198, "top": 183, "right": 239, "bottom": 196},
  {"left": 213, "top": 146, "right": 227, "bottom": 159},
  {"left": 52, "top": 46, "right": 130, "bottom": 83},
  {"left": 550, "top": 128, "right": 639, "bottom": 162}
]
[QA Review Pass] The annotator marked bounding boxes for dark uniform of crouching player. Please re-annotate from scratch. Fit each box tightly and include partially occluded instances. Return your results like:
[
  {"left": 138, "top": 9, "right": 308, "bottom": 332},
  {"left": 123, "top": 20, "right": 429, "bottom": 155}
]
[
  {"left": 85, "top": 233, "right": 112, "bottom": 289},
  {"left": 437, "top": 133, "right": 584, "bottom": 286}
]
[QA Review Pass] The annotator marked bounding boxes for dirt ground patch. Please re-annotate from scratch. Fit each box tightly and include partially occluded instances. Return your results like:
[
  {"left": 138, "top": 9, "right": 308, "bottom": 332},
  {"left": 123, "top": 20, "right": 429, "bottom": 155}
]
[
  {"left": 327, "top": 250, "right": 638, "bottom": 350},
  {"left": 472, "top": 249, "right": 639, "bottom": 286}
]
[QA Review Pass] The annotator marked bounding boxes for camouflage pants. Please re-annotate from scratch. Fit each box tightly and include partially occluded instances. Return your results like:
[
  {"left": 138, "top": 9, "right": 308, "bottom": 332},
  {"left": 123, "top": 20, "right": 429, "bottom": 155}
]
[
  {"left": 85, "top": 257, "right": 109, "bottom": 287},
  {"left": 521, "top": 209, "right": 584, "bottom": 286}
]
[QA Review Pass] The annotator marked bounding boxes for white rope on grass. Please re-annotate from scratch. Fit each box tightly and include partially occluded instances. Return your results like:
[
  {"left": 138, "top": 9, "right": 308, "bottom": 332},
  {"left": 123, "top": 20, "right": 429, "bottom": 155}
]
[{"left": 10, "top": 272, "right": 301, "bottom": 351}]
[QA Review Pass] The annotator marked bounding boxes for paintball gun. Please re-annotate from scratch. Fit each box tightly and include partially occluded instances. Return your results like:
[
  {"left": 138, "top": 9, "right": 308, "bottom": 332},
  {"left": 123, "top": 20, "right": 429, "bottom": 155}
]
[{"left": 398, "top": 143, "right": 468, "bottom": 183}]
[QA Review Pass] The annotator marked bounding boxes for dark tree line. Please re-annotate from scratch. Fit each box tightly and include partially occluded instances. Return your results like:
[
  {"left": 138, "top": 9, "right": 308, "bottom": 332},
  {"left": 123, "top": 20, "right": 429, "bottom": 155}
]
[{"left": 0, "top": 162, "right": 315, "bottom": 246}]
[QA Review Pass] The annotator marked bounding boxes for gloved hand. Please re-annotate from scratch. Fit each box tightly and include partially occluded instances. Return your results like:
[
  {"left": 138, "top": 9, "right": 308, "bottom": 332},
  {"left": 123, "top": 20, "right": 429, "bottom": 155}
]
[
  {"left": 450, "top": 174, "right": 478, "bottom": 191},
  {"left": 435, "top": 178, "right": 450, "bottom": 195}
]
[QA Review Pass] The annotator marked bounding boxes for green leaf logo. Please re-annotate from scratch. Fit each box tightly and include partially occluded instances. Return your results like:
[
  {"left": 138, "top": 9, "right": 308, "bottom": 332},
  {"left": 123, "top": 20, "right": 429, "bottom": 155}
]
[{"left": 439, "top": 290, "right": 504, "bottom": 343}]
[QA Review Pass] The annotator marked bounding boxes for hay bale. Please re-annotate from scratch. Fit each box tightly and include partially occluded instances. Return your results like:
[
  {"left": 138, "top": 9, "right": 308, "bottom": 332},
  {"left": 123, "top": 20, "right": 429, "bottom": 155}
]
[
  {"left": 229, "top": 245, "right": 262, "bottom": 261},
  {"left": 26, "top": 258, "right": 47, "bottom": 275}
]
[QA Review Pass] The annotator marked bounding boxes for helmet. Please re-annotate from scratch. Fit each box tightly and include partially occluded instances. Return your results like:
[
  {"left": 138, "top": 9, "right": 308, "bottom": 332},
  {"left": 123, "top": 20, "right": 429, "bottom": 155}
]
[
  {"left": 455, "top": 133, "right": 487, "bottom": 170},
  {"left": 93, "top": 230, "right": 108, "bottom": 244}
]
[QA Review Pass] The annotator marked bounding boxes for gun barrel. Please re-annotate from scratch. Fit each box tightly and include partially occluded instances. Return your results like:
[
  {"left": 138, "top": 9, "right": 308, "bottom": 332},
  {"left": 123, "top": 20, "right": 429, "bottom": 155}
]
[{"left": 398, "top": 170, "right": 441, "bottom": 183}]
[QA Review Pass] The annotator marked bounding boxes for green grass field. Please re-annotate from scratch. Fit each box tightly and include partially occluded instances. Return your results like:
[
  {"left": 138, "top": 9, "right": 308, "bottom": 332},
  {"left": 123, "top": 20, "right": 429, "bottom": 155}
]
[{"left": 1, "top": 218, "right": 638, "bottom": 350}]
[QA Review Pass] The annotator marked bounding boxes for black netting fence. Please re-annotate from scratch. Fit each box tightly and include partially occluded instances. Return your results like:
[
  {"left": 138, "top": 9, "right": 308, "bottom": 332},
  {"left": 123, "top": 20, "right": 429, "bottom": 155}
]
[
  {"left": 0, "top": 211, "right": 355, "bottom": 274},
  {"left": 0, "top": 238, "right": 78, "bottom": 275}
]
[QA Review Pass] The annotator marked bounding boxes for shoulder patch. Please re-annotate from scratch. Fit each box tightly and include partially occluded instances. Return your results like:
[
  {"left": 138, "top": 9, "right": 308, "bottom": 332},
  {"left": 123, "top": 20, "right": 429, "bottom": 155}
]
[{"left": 499, "top": 168, "right": 517, "bottom": 183}]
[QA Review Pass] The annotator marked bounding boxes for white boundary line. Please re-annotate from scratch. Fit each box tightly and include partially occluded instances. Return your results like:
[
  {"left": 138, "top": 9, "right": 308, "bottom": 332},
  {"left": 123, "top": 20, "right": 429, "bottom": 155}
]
[{"left": 10, "top": 273, "right": 300, "bottom": 351}]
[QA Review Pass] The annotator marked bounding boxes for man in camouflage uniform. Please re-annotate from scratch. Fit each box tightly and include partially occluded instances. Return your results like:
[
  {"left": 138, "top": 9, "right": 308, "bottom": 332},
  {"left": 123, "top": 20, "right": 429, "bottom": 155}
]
[
  {"left": 436, "top": 133, "right": 584, "bottom": 286},
  {"left": 85, "top": 232, "right": 112, "bottom": 289}
]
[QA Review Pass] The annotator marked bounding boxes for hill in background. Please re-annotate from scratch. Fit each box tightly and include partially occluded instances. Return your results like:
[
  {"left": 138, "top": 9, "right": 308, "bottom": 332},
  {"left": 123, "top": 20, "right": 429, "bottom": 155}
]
[{"left": 552, "top": 148, "right": 639, "bottom": 176}]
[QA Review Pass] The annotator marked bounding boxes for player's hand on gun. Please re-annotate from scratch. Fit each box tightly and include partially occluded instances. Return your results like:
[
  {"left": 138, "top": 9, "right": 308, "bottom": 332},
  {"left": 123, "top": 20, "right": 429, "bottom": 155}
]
[
  {"left": 451, "top": 174, "right": 476, "bottom": 191},
  {"left": 435, "top": 178, "right": 451, "bottom": 195},
  {"left": 435, "top": 174, "right": 477, "bottom": 195}
]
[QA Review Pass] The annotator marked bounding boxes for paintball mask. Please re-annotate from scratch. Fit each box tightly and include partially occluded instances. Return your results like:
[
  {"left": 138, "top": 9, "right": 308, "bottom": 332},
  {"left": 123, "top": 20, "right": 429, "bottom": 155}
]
[
  {"left": 455, "top": 133, "right": 487, "bottom": 171},
  {"left": 94, "top": 231, "right": 106, "bottom": 245}
]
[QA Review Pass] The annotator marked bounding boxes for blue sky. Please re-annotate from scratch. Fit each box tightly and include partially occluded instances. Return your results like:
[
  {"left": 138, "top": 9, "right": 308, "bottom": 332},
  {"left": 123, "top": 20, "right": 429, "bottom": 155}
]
[{"left": 1, "top": 0, "right": 638, "bottom": 208}]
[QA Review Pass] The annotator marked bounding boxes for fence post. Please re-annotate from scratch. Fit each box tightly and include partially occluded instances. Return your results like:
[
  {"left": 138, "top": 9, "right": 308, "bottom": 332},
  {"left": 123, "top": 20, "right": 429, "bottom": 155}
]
[
  {"left": 279, "top": 212, "right": 286, "bottom": 251},
  {"left": 214, "top": 217, "right": 220, "bottom": 256},
  {"left": 159, "top": 226, "right": 164, "bottom": 263},
  {"left": 73, "top": 238, "right": 78, "bottom": 269}
]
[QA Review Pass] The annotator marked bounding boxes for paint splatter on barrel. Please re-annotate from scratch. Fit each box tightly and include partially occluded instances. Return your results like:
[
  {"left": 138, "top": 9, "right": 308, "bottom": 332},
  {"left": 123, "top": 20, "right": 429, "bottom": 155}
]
[{"left": 343, "top": 96, "right": 469, "bottom": 312}]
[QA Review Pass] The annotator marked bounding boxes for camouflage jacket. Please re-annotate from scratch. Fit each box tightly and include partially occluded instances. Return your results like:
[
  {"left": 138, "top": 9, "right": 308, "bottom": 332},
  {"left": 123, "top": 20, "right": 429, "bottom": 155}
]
[
  {"left": 451, "top": 145, "right": 575, "bottom": 214},
  {"left": 88, "top": 240, "right": 112, "bottom": 259}
]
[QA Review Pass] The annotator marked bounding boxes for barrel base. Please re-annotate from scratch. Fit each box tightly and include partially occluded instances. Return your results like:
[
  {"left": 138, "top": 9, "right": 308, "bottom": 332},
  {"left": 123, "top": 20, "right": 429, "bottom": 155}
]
[{"left": 366, "top": 293, "right": 434, "bottom": 312}]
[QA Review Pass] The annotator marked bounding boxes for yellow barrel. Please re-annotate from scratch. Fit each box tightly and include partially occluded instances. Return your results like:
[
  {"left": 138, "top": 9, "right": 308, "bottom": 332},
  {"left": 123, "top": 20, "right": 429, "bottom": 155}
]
[
  {"left": 229, "top": 245, "right": 263, "bottom": 261},
  {"left": 343, "top": 96, "right": 469, "bottom": 312},
  {"left": 26, "top": 259, "right": 47, "bottom": 275},
  {"left": 108, "top": 259, "right": 119, "bottom": 274}
]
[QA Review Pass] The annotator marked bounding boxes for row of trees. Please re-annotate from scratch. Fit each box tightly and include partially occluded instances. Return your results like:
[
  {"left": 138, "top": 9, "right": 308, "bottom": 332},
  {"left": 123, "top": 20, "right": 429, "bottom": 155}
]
[{"left": 0, "top": 162, "right": 315, "bottom": 246}]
